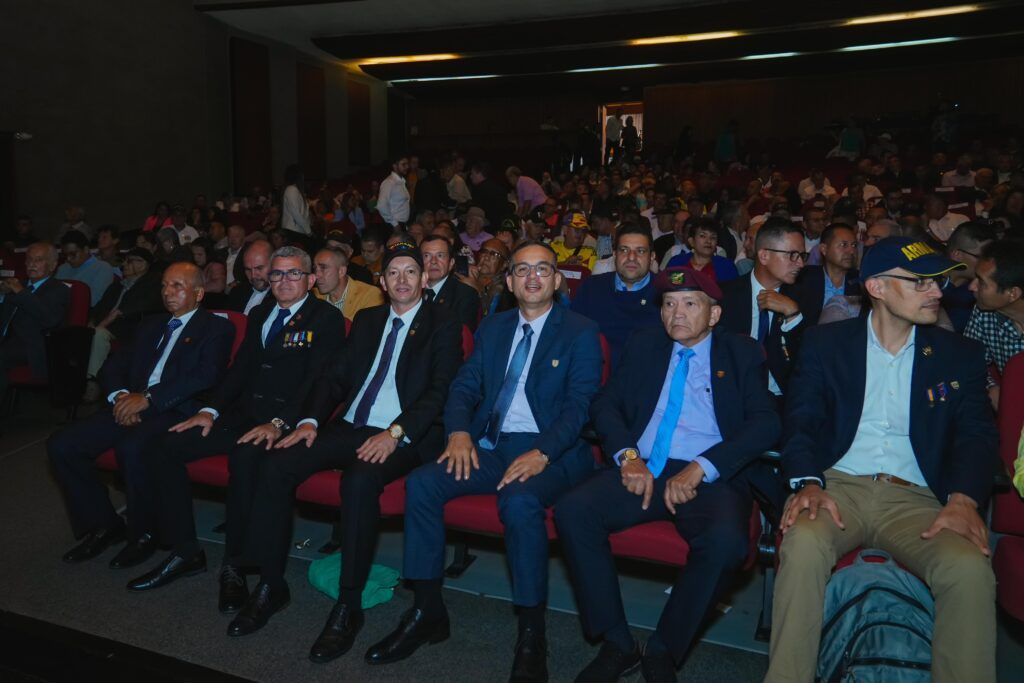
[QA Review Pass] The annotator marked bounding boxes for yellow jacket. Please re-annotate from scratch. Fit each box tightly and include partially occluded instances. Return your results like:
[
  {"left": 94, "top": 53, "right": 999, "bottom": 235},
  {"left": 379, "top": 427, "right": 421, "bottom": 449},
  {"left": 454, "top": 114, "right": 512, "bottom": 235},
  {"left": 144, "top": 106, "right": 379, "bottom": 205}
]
[
  {"left": 316, "top": 277, "right": 385, "bottom": 321},
  {"left": 550, "top": 238, "right": 597, "bottom": 271}
]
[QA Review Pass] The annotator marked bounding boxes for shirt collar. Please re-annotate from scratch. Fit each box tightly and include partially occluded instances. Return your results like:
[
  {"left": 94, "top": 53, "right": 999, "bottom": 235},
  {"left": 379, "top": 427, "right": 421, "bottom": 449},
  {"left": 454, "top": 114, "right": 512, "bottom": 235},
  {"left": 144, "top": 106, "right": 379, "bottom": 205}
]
[
  {"left": 172, "top": 307, "right": 200, "bottom": 328},
  {"left": 27, "top": 276, "right": 50, "bottom": 291},
  {"left": 272, "top": 293, "right": 308, "bottom": 316},
  {"left": 615, "top": 272, "right": 651, "bottom": 292},
  {"left": 389, "top": 298, "right": 423, "bottom": 326},
  {"left": 430, "top": 274, "right": 449, "bottom": 294},
  {"left": 518, "top": 304, "right": 554, "bottom": 334},
  {"left": 674, "top": 331, "right": 713, "bottom": 360},
  {"left": 866, "top": 311, "right": 916, "bottom": 358},
  {"left": 390, "top": 171, "right": 406, "bottom": 184},
  {"left": 750, "top": 269, "right": 777, "bottom": 295}
]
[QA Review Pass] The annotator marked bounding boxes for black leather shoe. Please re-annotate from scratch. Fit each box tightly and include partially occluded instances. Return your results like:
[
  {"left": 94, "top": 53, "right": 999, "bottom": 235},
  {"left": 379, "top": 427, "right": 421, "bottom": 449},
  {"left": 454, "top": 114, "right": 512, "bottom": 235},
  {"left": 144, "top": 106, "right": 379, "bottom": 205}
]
[
  {"left": 510, "top": 627, "right": 548, "bottom": 682},
  {"left": 309, "top": 601, "right": 365, "bottom": 663},
  {"left": 125, "top": 551, "right": 206, "bottom": 592},
  {"left": 218, "top": 564, "right": 249, "bottom": 614},
  {"left": 640, "top": 646, "right": 677, "bottom": 683},
  {"left": 364, "top": 608, "right": 450, "bottom": 665},
  {"left": 62, "top": 526, "right": 126, "bottom": 563},
  {"left": 109, "top": 533, "right": 157, "bottom": 569},
  {"left": 227, "top": 582, "right": 290, "bottom": 636},
  {"left": 575, "top": 641, "right": 641, "bottom": 683}
]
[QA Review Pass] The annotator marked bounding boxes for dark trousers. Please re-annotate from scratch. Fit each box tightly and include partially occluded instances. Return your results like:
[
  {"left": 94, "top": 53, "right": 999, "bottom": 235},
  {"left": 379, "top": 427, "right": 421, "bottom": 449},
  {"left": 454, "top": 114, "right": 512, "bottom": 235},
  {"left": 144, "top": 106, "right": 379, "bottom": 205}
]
[
  {"left": 47, "top": 408, "right": 181, "bottom": 539},
  {"left": 152, "top": 416, "right": 263, "bottom": 561},
  {"left": 403, "top": 432, "right": 582, "bottom": 607},
  {"left": 0, "top": 339, "right": 29, "bottom": 399},
  {"left": 554, "top": 461, "right": 751, "bottom": 664},
  {"left": 250, "top": 421, "right": 423, "bottom": 592}
]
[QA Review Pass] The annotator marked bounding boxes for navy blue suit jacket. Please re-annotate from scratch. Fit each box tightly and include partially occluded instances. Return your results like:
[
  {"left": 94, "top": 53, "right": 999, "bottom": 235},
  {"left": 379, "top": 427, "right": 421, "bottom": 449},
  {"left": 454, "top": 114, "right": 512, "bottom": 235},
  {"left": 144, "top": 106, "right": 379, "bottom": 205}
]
[
  {"left": 591, "top": 327, "right": 781, "bottom": 482},
  {"left": 782, "top": 316, "right": 998, "bottom": 506},
  {"left": 98, "top": 308, "right": 234, "bottom": 418},
  {"left": 444, "top": 304, "right": 603, "bottom": 478}
]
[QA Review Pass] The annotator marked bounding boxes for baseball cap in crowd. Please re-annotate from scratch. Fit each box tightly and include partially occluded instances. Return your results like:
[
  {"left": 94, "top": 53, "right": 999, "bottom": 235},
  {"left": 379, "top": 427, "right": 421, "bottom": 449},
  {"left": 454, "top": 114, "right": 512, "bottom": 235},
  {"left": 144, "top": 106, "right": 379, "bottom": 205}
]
[
  {"left": 563, "top": 211, "right": 590, "bottom": 231},
  {"left": 590, "top": 205, "right": 621, "bottom": 222},
  {"left": 654, "top": 265, "right": 723, "bottom": 302},
  {"left": 526, "top": 206, "right": 547, "bottom": 224},
  {"left": 498, "top": 215, "right": 519, "bottom": 233},
  {"left": 381, "top": 241, "right": 423, "bottom": 271},
  {"left": 859, "top": 236, "right": 965, "bottom": 281}
]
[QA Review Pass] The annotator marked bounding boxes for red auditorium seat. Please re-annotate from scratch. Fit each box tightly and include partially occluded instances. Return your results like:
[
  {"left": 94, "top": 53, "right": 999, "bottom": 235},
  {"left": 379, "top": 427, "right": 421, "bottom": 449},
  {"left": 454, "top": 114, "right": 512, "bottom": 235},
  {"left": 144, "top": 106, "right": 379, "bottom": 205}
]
[
  {"left": 993, "top": 353, "right": 1024, "bottom": 621},
  {"left": 6, "top": 279, "right": 92, "bottom": 389},
  {"left": 557, "top": 264, "right": 590, "bottom": 299}
]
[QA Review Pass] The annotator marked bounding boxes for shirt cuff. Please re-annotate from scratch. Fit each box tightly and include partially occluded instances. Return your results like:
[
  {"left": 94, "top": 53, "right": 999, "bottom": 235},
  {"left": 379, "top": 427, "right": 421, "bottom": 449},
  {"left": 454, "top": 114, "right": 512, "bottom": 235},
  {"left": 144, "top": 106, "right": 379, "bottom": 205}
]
[
  {"left": 788, "top": 476, "right": 824, "bottom": 490},
  {"left": 780, "top": 312, "right": 803, "bottom": 332},
  {"left": 200, "top": 407, "right": 220, "bottom": 420},
  {"left": 695, "top": 456, "right": 719, "bottom": 483},
  {"left": 297, "top": 418, "right": 318, "bottom": 429},
  {"left": 108, "top": 389, "right": 128, "bottom": 404}
]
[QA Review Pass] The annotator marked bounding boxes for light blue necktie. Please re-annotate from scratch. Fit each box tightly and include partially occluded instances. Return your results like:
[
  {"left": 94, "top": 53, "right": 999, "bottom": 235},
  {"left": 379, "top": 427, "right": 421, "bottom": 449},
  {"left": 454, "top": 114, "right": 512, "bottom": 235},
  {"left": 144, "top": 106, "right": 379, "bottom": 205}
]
[
  {"left": 480, "top": 323, "right": 533, "bottom": 449},
  {"left": 646, "top": 347, "right": 696, "bottom": 478},
  {"left": 264, "top": 307, "right": 291, "bottom": 346}
]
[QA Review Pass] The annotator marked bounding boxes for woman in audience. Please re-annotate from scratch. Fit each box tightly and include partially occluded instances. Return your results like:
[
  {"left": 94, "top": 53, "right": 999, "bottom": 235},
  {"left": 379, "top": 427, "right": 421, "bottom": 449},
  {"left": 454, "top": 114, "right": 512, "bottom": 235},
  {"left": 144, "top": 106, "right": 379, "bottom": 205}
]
[
  {"left": 190, "top": 239, "right": 226, "bottom": 294},
  {"left": 142, "top": 201, "right": 172, "bottom": 232}
]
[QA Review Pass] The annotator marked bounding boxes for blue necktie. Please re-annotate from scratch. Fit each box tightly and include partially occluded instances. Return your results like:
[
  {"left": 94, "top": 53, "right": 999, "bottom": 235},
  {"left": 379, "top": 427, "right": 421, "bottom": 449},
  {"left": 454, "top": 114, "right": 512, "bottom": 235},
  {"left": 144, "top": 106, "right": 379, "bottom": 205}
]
[
  {"left": 757, "top": 308, "right": 770, "bottom": 345},
  {"left": 480, "top": 323, "right": 534, "bottom": 449},
  {"left": 264, "top": 307, "right": 291, "bottom": 346},
  {"left": 646, "top": 347, "right": 696, "bottom": 478},
  {"left": 148, "top": 318, "right": 183, "bottom": 376},
  {"left": 352, "top": 317, "right": 404, "bottom": 428}
]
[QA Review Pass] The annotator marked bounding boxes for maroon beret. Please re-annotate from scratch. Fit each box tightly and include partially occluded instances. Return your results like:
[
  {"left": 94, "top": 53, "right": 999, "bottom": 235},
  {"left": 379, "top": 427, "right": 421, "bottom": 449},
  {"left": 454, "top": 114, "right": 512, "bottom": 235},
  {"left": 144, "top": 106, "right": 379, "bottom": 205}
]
[{"left": 653, "top": 265, "right": 723, "bottom": 302}]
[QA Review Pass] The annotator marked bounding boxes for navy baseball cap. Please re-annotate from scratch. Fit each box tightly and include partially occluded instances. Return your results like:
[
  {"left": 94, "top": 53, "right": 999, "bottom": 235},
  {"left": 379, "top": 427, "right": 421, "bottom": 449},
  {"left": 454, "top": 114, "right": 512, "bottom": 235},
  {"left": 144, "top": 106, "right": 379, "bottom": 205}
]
[
  {"left": 382, "top": 242, "right": 423, "bottom": 271},
  {"left": 654, "top": 266, "right": 723, "bottom": 302},
  {"left": 860, "top": 236, "right": 965, "bottom": 280}
]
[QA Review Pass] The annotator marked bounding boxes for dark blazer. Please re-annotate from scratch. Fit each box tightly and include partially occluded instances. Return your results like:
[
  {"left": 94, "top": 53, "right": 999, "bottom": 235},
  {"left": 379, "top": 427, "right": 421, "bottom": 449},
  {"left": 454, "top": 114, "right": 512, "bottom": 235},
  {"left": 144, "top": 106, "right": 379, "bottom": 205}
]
[
  {"left": 783, "top": 266, "right": 861, "bottom": 327},
  {"left": 591, "top": 327, "right": 781, "bottom": 482},
  {"left": 782, "top": 317, "right": 998, "bottom": 506},
  {"left": 718, "top": 273, "right": 804, "bottom": 394},
  {"left": 432, "top": 276, "right": 480, "bottom": 332},
  {"left": 303, "top": 301, "right": 463, "bottom": 456},
  {"left": 220, "top": 280, "right": 254, "bottom": 313},
  {"left": 208, "top": 294, "right": 346, "bottom": 426},
  {"left": 0, "top": 277, "right": 70, "bottom": 378},
  {"left": 445, "top": 304, "right": 603, "bottom": 479},
  {"left": 98, "top": 308, "right": 234, "bottom": 418},
  {"left": 90, "top": 270, "right": 164, "bottom": 339}
]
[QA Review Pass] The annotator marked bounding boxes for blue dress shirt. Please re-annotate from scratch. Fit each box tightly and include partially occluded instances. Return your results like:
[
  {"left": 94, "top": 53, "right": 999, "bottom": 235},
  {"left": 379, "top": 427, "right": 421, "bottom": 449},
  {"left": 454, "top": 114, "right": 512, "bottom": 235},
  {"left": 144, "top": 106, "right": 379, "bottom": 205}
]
[
  {"left": 614, "top": 272, "right": 651, "bottom": 292},
  {"left": 822, "top": 271, "right": 845, "bottom": 310},
  {"left": 498, "top": 305, "right": 553, "bottom": 435}
]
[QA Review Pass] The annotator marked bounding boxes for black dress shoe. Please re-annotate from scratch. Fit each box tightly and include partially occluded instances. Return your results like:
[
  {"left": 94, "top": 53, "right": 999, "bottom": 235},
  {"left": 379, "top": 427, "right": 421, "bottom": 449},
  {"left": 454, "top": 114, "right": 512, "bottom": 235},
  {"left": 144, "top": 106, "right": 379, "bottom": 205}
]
[
  {"left": 364, "top": 608, "right": 450, "bottom": 665},
  {"left": 62, "top": 526, "right": 126, "bottom": 564},
  {"left": 640, "top": 646, "right": 677, "bottom": 683},
  {"left": 126, "top": 551, "right": 206, "bottom": 592},
  {"left": 218, "top": 564, "right": 249, "bottom": 614},
  {"left": 510, "top": 627, "right": 548, "bottom": 682},
  {"left": 227, "top": 582, "right": 290, "bottom": 636},
  {"left": 109, "top": 533, "right": 157, "bottom": 569},
  {"left": 575, "top": 641, "right": 641, "bottom": 683},
  {"left": 309, "top": 601, "right": 365, "bottom": 663}
]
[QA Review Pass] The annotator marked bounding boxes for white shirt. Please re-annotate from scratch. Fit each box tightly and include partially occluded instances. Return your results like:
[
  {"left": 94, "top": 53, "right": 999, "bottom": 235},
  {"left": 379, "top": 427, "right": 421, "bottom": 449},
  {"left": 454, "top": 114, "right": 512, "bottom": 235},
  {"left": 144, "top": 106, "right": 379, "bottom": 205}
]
[
  {"left": 378, "top": 171, "right": 410, "bottom": 226},
  {"left": 928, "top": 211, "right": 969, "bottom": 243},
  {"left": 244, "top": 287, "right": 270, "bottom": 315},
  {"left": 833, "top": 313, "right": 927, "bottom": 486},
  {"left": 500, "top": 306, "right": 553, "bottom": 434},
  {"left": 798, "top": 177, "right": 837, "bottom": 201},
  {"left": 749, "top": 271, "right": 802, "bottom": 396},
  {"left": 447, "top": 174, "right": 472, "bottom": 204},
  {"left": 108, "top": 308, "right": 199, "bottom": 403},
  {"left": 176, "top": 225, "right": 200, "bottom": 244},
  {"left": 261, "top": 294, "right": 308, "bottom": 346},
  {"left": 841, "top": 183, "right": 882, "bottom": 202},
  {"left": 281, "top": 185, "right": 311, "bottom": 235}
]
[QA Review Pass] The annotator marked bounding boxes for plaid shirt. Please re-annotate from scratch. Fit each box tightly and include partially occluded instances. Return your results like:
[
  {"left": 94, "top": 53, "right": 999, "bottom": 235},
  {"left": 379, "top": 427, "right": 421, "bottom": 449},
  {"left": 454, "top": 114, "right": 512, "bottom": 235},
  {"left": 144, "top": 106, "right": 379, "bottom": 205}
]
[{"left": 964, "top": 307, "right": 1024, "bottom": 377}]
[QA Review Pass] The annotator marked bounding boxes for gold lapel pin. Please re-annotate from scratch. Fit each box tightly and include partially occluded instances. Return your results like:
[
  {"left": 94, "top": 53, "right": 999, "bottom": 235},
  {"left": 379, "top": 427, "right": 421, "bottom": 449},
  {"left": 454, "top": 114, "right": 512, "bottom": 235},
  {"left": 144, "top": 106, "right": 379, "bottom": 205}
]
[
  {"left": 551, "top": 359, "right": 559, "bottom": 368},
  {"left": 409, "top": 329, "right": 416, "bottom": 336},
  {"left": 950, "top": 381, "right": 960, "bottom": 390},
  {"left": 922, "top": 346, "right": 933, "bottom": 356},
  {"left": 640, "top": 299, "right": 647, "bottom": 305},
  {"left": 716, "top": 370, "right": 726, "bottom": 378},
  {"left": 183, "top": 337, "right": 191, "bottom": 344}
]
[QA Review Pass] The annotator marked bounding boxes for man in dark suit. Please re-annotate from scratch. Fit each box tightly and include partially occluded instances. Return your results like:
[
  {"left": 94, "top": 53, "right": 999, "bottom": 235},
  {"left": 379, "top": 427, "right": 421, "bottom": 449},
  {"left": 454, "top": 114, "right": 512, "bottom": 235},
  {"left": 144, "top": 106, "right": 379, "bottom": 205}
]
[
  {"left": 0, "top": 242, "right": 69, "bottom": 399},
  {"left": 48, "top": 263, "right": 234, "bottom": 568},
  {"left": 718, "top": 217, "right": 807, "bottom": 398},
  {"left": 420, "top": 234, "right": 480, "bottom": 331},
  {"left": 227, "top": 244, "right": 462, "bottom": 659},
  {"left": 218, "top": 240, "right": 273, "bottom": 315},
  {"left": 784, "top": 222, "right": 861, "bottom": 326},
  {"left": 126, "top": 246, "right": 346, "bottom": 605},
  {"left": 367, "top": 241, "right": 603, "bottom": 682},
  {"left": 766, "top": 237, "right": 999, "bottom": 683},
  {"left": 556, "top": 266, "right": 781, "bottom": 681}
]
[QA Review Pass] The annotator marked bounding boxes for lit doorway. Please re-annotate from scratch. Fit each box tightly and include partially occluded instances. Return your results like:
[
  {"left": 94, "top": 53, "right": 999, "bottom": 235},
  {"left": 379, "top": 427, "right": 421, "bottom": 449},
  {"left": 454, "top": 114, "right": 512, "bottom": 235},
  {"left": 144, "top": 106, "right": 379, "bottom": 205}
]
[{"left": 599, "top": 101, "right": 643, "bottom": 166}]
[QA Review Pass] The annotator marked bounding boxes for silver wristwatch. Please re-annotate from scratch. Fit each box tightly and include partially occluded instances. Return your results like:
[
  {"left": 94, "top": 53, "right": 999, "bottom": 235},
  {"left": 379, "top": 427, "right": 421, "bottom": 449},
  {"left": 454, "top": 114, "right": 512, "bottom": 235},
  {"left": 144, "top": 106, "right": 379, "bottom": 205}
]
[{"left": 270, "top": 417, "right": 289, "bottom": 432}]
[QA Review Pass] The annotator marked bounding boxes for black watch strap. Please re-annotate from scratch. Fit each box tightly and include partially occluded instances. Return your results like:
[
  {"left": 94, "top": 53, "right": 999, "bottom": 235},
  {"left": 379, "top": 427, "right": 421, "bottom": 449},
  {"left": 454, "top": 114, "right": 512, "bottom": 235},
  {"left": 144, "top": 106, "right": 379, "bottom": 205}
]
[{"left": 792, "top": 478, "right": 824, "bottom": 493}]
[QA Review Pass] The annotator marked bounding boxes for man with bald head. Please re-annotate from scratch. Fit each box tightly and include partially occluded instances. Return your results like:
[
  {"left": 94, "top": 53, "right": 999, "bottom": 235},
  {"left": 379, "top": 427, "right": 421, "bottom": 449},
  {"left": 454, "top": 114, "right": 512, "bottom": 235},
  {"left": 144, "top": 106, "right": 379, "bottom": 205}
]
[
  {"left": 224, "top": 239, "right": 274, "bottom": 315},
  {"left": 48, "top": 262, "right": 234, "bottom": 569},
  {"left": 0, "top": 242, "right": 69, "bottom": 399}
]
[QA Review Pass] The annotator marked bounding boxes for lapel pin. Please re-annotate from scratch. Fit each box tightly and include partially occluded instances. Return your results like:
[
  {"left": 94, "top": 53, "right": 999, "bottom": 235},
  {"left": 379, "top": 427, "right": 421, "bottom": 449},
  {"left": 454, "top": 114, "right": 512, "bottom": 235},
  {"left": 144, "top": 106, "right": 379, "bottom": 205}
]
[
  {"left": 288, "top": 320, "right": 295, "bottom": 327},
  {"left": 716, "top": 370, "right": 726, "bottom": 378},
  {"left": 640, "top": 299, "right": 647, "bottom": 306},
  {"left": 183, "top": 337, "right": 191, "bottom": 344},
  {"left": 922, "top": 346, "right": 933, "bottom": 356},
  {"left": 551, "top": 359, "right": 559, "bottom": 368},
  {"left": 950, "top": 381, "right": 960, "bottom": 390},
  {"left": 438, "top": 297, "right": 446, "bottom": 304},
  {"left": 409, "top": 329, "right": 416, "bottom": 336}
]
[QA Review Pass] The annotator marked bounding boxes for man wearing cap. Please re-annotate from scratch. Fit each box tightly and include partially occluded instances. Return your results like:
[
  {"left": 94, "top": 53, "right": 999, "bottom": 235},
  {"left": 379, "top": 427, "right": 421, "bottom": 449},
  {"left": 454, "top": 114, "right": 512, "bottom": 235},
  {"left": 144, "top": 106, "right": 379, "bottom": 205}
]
[
  {"left": 551, "top": 211, "right": 598, "bottom": 271},
  {"left": 368, "top": 240, "right": 602, "bottom": 682},
  {"left": 420, "top": 234, "right": 481, "bottom": 331},
  {"left": 227, "top": 243, "right": 462, "bottom": 657},
  {"left": 557, "top": 265, "right": 780, "bottom": 681},
  {"left": 312, "top": 246, "right": 384, "bottom": 322},
  {"left": 766, "top": 237, "right": 998, "bottom": 683},
  {"left": 522, "top": 206, "right": 551, "bottom": 243},
  {"left": 48, "top": 262, "right": 233, "bottom": 569},
  {"left": 458, "top": 206, "right": 494, "bottom": 253}
]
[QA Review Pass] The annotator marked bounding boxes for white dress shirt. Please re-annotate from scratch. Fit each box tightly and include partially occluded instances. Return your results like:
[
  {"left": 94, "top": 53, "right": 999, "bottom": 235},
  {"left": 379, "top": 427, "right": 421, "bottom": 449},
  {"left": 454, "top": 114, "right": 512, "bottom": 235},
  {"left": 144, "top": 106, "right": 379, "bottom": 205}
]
[
  {"left": 427, "top": 275, "right": 449, "bottom": 299},
  {"left": 261, "top": 294, "right": 308, "bottom": 346},
  {"left": 748, "top": 271, "right": 802, "bottom": 396},
  {"left": 928, "top": 211, "right": 969, "bottom": 243},
  {"left": 108, "top": 308, "right": 199, "bottom": 403},
  {"left": 281, "top": 185, "right": 311, "bottom": 235},
  {"left": 377, "top": 171, "right": 410, "bottom": 226},
  {"left": 499, "top": 306, "right": 553, "bottom": 434},
  {"left": 225, "top": 248, "right": 241, "bottom": 286},
  {"left": 244, "top": 288, "right": 270, "bottom": 315}
]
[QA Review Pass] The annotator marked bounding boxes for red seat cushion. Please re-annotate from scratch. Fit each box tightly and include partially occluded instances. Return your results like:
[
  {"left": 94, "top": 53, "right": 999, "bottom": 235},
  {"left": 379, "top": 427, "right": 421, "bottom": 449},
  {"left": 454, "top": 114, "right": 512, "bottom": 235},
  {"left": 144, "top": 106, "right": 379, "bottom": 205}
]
[
  {"left": 443, "top": 494, "right": 559, "bottom": 539},
  {"left": 7, "top": 365, "right": 44, "bottom": 386},
  {"left": 995, "top": 536, "right": 1024, "bottom": 622},
  {"left": 295, "top": 470, "right": 407, "bottom": 517},
  {"left": 610, "top": 521, "right": 691, "bottom": 565},
  {"left": 96, "top": 449, "right": 228, "bottom": 487}
]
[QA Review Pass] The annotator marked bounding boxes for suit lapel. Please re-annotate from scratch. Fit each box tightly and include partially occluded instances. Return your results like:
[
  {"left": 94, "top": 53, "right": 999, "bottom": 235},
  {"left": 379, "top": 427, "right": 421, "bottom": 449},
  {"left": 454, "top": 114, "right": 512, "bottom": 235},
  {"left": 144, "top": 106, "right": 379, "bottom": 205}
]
[
  {"left": 528, "top": 304, "right": 563, "bottom": 377},
  {"left": 640, "top": 333, "right": 674, "bottom": 426},
  {"left": 162, "top": 309, "right": 207, "bottom": 370},
  {"left": 351, "top": 307, "right": 390, "bottom": 395},
  {"left": 909, "top": 325, "right": 933, "bottom": 447},
  {"left": 435, "top": 277, "right": 453, "bottom": 306},
  {"left": 810, "top": 267, "right": 825, "bottom": 314},
  {"left": 838, "top": 317, "right": 870, "bottom": 447},
  {"left": 395, "top": 303, "right": 430, "bottom": 395},
  {"left": 491, "top": 310, "right": 520, "bottom": 382},
  {"left": 709, "top": 333, "right": 733, "bottom": 431}
]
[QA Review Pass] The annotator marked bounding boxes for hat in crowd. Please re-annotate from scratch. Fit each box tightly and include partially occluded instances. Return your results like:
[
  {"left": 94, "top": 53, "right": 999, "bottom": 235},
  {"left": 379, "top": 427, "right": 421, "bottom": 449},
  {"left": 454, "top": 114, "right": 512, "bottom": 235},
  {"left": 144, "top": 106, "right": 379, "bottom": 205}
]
[
  {"left": 497, "top": 215, "right": 519, "bottom": 234},
  {"left": 465, "top": 206, "right": 489, "bottom": 227},
  {"left": 324, "top": 229, "right": 351, "bottom": 245},
  {"left": 124, "top": 247, "right": 154, "bottom": 265},
  {"left": 590, "top": 205, "right": 621, "bottom": 222},
  {"left": 654, "top": 265, "right": 724, "bottom": 302},
  {"left": 157, "top": 227, "right": 180, "bottom": 245},
  {"left": 381, "top": 241, "right": 423, "bottom": 271},
  {"left": 171, "top": 204, "right": 187, "bottom": 215},
  {"left": 563, "top": 211, "right": 590, "bottom": 231},
  {"left": 526, "top": 205, "right": 547, "bottom": 224},
  {"left": 860, "top": 236, "right": 965, "bottom": 281}
]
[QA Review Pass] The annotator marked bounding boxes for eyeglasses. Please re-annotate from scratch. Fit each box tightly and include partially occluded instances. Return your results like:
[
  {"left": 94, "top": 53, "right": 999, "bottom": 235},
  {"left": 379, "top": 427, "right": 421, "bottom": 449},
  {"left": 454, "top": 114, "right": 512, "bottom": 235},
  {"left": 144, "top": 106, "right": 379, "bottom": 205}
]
[
  {"left": 479, "top": 249, "right": 506, "bottom": 260},
  {"left": 615, "top": 246, "right": 650, "bottom": 257},
  {"left": 268, "top": 268, "right": 309, "bottom": 282},
  {"left": 763, "top": 248, "right": 810, "bottom": 262},
  {"left": 876, "top": 274, "right": 951, "bottom": 292},
  {"left": 511, "top": 262, "right": 556, "bottom": 278}
]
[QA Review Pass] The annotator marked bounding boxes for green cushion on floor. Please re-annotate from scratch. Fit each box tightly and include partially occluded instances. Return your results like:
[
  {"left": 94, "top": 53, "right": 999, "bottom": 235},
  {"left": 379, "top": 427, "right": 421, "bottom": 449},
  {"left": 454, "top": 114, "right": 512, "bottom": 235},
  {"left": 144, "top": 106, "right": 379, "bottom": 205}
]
[{"left": 307, "top": 553, "right": 400, "bottom": 609}]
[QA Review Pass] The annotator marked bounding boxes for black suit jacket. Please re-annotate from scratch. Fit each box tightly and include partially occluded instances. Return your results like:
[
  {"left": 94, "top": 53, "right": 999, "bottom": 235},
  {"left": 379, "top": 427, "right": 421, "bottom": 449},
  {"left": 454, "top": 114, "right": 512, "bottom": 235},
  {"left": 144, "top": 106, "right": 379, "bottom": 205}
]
[
  {"left": 718, "top": 273, "right": 805, "bottom": 394},
  {"left": 783, "top": 266, "right": 861, "bottom": 327},
  {"left": 0, "top": 277, "right": 70, "bottom": 378},
  {"left": 303, "top": 301, "right": 463, "bottom": 456},
  {"left": 91, "top": 270, "right": 164, "bottom": 339},
  {"left": 98, "top": 308, "right": 234, "bottom": 418},
  {"left": 431, "top": 276, "right": 480, "bottom": 332},
  {"left": 782, "top": 317, "right": 998, "bottom": 506},
  {"left": 208, "top": 294, "right": 347, "bottom": 426},
  {"left": 591, "top": 327, "right": 781, "bottom": 482}
]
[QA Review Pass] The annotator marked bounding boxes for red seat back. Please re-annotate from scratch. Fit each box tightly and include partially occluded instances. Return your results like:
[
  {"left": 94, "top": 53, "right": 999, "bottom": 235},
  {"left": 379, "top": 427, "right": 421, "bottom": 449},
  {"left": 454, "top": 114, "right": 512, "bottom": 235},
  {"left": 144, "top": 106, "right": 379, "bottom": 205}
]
[
  {"left": 59, "top": 280, "right": 91, "bottom": 326},
  {"left": 461, "top": 325, "right": 474, "bottom": 360},
  {"left": 993, "top": 353, "right": 1024, "bottom": 535},
  {"left": 558, "top": 264, "right": 590, "bottom": 300},
  {"left": 210, "top": 310, "right": 248, "bottom": 364},
  {"left": 598, "top": 333, "right": 611, "bottom": 385}
]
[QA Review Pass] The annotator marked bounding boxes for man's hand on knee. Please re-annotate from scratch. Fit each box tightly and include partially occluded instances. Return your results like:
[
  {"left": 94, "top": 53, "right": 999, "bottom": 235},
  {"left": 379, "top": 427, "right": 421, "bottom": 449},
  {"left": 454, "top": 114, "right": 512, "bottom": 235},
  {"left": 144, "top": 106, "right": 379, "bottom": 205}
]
[
  {"left": 921, "top": 492, "right": 990, "bottom": 556},
  {"left": 438, "top": 431, "right": 479, "bottom": 481},
  {"left": 781, "top": 484, "right": 845, "bottom": 534}
]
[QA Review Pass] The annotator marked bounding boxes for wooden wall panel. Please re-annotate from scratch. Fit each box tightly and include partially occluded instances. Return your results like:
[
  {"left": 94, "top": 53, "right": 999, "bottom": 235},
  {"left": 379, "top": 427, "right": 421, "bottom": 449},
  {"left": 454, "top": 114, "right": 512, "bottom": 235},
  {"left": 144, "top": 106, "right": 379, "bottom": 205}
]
[
  {"left": 296, "top": 62, "right": 326, "bottom": 181},
  {"left": 230, "top": 37, "right": 272, "bottom": 193}
]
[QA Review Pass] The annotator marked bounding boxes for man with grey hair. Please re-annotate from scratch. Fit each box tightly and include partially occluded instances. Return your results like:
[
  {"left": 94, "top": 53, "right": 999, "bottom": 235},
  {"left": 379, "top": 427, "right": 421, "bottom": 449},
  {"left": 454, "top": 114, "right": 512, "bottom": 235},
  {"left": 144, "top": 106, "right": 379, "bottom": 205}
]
[{"left": 128, "top": 245, "right": 347, "bottom": 616}]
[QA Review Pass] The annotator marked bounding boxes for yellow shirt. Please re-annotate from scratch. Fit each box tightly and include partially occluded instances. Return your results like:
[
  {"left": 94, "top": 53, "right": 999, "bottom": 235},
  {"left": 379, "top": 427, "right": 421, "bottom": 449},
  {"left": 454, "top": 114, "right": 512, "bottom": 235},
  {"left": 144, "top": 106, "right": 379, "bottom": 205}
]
[
  {"left": 550, "top": 238, "right": 597, "bottom": 271},
  {"left": 316, "top": 278, "right": 385, "bottom": 321}
]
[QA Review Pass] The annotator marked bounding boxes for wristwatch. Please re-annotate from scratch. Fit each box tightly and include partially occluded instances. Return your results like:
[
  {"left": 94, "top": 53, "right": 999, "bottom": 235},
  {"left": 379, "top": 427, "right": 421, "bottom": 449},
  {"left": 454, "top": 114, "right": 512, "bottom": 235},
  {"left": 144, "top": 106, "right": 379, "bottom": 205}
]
[
  {"left": 270, "top": 417, "right": 289, "bottom": 432},
  {"left": 388, "top": 423, "right": 405, "bottom": 441},
  {"left": 619, "top": 448, "right": 640, "bottom": 466},
  {"left": 792, "top": 478, "right": 824, "bottom": 493},
  {"left": 142, "top": 390, "right": 153, "bottom": 402}
]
